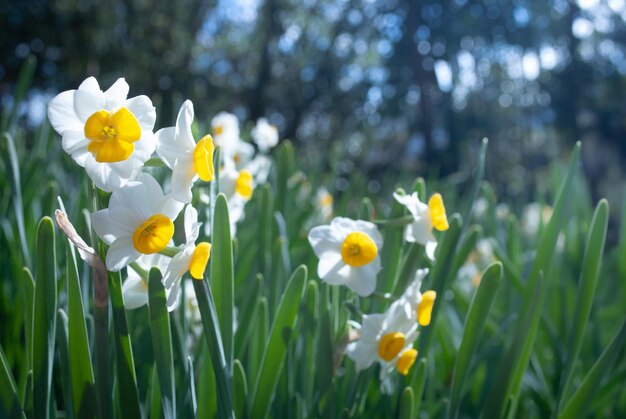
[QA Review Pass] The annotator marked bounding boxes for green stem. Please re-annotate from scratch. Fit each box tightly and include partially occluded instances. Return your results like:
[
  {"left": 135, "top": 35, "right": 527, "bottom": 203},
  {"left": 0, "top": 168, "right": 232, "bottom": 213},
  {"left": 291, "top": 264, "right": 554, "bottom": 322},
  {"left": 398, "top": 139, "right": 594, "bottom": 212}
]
[
  {"left": 372, "top": 215, "right": 415, "bottom": 227},
  {"left": 160, "top": 246, "right": 181, "bottom": 258},
  {"left": 129, "top": 262, "right": 149, "bottom": 282}
]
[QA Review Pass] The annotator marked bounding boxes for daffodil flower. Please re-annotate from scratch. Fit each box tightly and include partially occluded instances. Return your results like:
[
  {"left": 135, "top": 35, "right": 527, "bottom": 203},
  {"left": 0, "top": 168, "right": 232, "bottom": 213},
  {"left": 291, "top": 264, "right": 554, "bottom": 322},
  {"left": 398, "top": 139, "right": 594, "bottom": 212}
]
[
  {"left": 346, "top": 299, "right": 419, "bottom": 382},
  {"left": 393, "top": 191, "right": 449, "bottom": 260},
  {"left": 251, "top": 118, "right": 279, "bottom": 153},
  {"left": 91, "top": 173, "right": 183, "bottom": 271},
  {"left": 155, "top": 100, "right": 215, "bottom": 203},
  {"left": 162, "top": 205, "right": 211, "bottom": 309},
  {"left": 308, "top": 217, "right": 383, "bottom": 296},
  {"left": 47, "top": 77, "right": 156, "bottom": 192},
  {"left": 398, "top": 268, "right": 437, "bottom": 326},
  {"left": 316, "top": 187, "right": 334, "bottom": 220},
  {"left": 122, "top": 253, "right": 174, "bottom": 310}
]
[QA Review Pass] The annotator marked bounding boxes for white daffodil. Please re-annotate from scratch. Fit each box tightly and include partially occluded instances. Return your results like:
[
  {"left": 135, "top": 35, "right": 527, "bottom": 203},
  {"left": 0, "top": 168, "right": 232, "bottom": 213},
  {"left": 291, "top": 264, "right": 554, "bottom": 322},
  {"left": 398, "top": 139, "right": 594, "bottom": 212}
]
[
  {"left": 162, "top": 205, "right": 211, "bottom": 309},
  {"left": 155, "top": 100, "right": 215, "bottom": 203},
  {"left": 346, "top": 299, "right": 419, "bottom": 382},
  {"left": 91, "top": 173, "right": 183, "bottom": 271},
  {"left": 47, "top": 77, "right": 156, "bottom": 192},
  {"left": 393, "top": 192, "right": 449, "bottom": 261},
  {"left": 210, "top": 111, "right": 255, "bottom": 169},
  {"left": 398, "top": 268, "right": 437, "bottom": 327},
  {"left": 251, "top": 118, "right": 279, "bottom": 153},
  {"left": 308, "top": 217, "right": 383, "bottom": 296},
  {"left": 316, "top": 187, "right": 334, "bottom": 220},
  {"left": 122, "top": 253, "right": 173, "bottom": 310},
  {"left": 247, "top": 154, "right": 272, "bottom": 185}
]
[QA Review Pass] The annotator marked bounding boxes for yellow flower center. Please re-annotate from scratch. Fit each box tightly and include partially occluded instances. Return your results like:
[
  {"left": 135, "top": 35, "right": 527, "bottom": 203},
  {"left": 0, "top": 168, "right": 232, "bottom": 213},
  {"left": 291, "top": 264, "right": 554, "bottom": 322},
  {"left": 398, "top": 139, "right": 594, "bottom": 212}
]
[
  {"left": 417, "top": 290, "right": 437, "bottom": 326},
  {"left": 396, "top": 349, "right": 418, "bottom": 375},
  {"left": 341, "top": 232, "right": 378, "bottom": 267},
  {"left": 428, "top": 193, "right": 449, "bottom": 231},
  {"left": 189, "top": 242, "right": 212, "bottom": 279},
  {"left": 193, "top": 135, "right": 215, "bottom": 182},
  {"left": 84, "top": 108, "right": 141, "bottom": 163},
  {"left": 377, "top": 332, "right": 405, "bottom": 362},
  {"left": 214, "top": 124, "right": 224, "bottom": 135},
  {"left": 132, "top": 214, "right": 174, "bottom": 254},
  {"left": 235, "top": 170, "right": 254, "bottom": 199},
  {"left": 233, "top": 153, "right": 240, "bottom": 164}
]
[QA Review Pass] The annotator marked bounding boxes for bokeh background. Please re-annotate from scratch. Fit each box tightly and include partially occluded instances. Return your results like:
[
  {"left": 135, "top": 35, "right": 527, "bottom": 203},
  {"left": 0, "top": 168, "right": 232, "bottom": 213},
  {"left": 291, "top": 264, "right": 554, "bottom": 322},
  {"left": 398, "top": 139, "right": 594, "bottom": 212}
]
[{"left": 3, "top": 0, "right": 626, "bottom": 214}]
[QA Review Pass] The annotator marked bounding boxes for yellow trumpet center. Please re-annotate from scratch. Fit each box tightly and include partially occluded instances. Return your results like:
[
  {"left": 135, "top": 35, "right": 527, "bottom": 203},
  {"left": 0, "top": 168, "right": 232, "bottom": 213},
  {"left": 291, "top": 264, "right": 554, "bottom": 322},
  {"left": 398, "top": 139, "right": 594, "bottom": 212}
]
[
  {"left": 428, "top": 193, "right": 449, "bottom": 231},
  {"left": 320, "top": 194, "right": 333, "bottom": 207},
  {"left": 396, "top": 349, "right": 418, "bottom": 375},
  {"left": 214, "top": 124, "right": 224, "bottom": 135},
  {"left": 84, "top": 108, "right": 141, "bottom": 163},
  {"left": 132, "top": 214, "right": 174, "bottom": 254},
  {"left": 341, "top": 232, "right": 378, "bottom": 267},
  {"left": 417, "top": 290, "right": 437, "bottom": 326},
  {"left": 377, "top": 332, "right": 406, "bottom": 362},
  {"left": 235, "top": 170, "right": 254, "bottom": 199},
  {"left": 189, "top": 242, "right": 212, "bottom": 280},
  {"left": 193, "top": 135, "right": 215, "bottom": 182}
]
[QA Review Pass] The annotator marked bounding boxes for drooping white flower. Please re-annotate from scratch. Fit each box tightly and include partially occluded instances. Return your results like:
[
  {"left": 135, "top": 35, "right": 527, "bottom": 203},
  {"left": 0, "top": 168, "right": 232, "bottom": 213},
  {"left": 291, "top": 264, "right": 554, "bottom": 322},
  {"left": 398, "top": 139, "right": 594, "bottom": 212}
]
[
  {"left": 122, "top": 253, "right": 174, "bottom": 310},
  {"left": 398, "top": 268, "right": 437, "bottom": 327},
  {"left": 162, "top": 205, "right": 211, "bottom": 309},
  {"left": 155, "top": 100, "right": 215, "bottom": 203},
  {"left": 308, "top": 217, "right": 383, "bottom": 296},
  {"left": 47, "top": 77, "right": 156, "bottom": 192},
  {"left": 393, "top": 191, "right": 449, "bottom": 261},
  {"left": 91, "top": 173, "right": 183, "bottom": 271},
  {"left": 251, "top": 118, "right": 279, "bottom": 153}
]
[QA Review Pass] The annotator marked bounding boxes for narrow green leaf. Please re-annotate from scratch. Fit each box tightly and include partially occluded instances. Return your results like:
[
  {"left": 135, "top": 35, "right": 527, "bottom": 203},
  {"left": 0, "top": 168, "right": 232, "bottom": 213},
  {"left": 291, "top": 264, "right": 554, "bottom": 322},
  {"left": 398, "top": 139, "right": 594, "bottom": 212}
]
[
  {"left": 275, "top": 140, "right": 295, "bottom": 215},
  {"left": 378, "top": 188, "right": 408, "bottom": 296},
  {"left": 302, "top": 280, "right": 320, "bottom": 404},
  {"left": 248, "top": 297, "right": 269, "bottom": 387},
  {"left": 0, "top": 343, "right": 25, "bottom": 418},
  {"left": 250, "top": 265, "right": 307, "bottom": 419},
  {"left": 449, "top": 225, "right": 482, "bottom": 285},
  {"left": 193, "top": 278, "right": 234, "bottom": 419},
  {"left": 108, "top": 270, "right": 141, "bottom": 417},
  {"left": 148, "top": 267, "right": 176, "bottom": 418},
  {"left": 197, "top": 344, "right": 217, "bottom": 419},
  {"left": 559, "top": 319, "right": 626, "bottom": 419},
  {"left": 416, "top": 214, "right": 463, "bottom": 358},
  {"left": 149, "top": 367, "right": 163, "bottom": 419},
  {"left": 557, "top": 199, "right": 609, "bottom": 410},
  {"left": 233, "top": 359, "right": 248, "bottom": 419},
  {"left": 461, "top": 137, "right": 488, "bottom": 227},
  {"left": 211, "top": 193, "right": 235, "bottom": 374},
  {"left": 234, "top": 275, "right": 262, "bottom": 359},
  {"left": 21, "top": 268, "right": 34, "bottom": 371},
  {"left": 448, "top": 262, "right": 502, "bottom": 419},
  {"left": 411, "top": 357, "right": 428, "bottom": 414},
  {"left": 56, "top": 309, "right": 74, "bottom": 419},
  {"left": 358, "top": 197, "right": 375, "bottom": 221},
  {"left": 506, "top": 142, "right": 581, "bottom": 414},
  {"left": 32, "top": 217, "right": 57, "bottom": 419},
  {"left": 65, "top": 245, "right": 97, "bottom": 419},
  {"left": 398, "top": 387, "right": 414, "bottom": 419},
  {"left": 187, "top": 357, "right": 197, "bottom": 418}
]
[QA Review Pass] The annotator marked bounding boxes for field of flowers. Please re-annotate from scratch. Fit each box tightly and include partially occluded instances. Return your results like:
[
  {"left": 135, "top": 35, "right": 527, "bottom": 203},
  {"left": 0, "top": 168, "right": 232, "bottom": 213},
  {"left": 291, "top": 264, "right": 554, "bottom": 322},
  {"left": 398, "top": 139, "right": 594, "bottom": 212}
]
[{"left": 1, "top": 61, "right": 626, "bottom": 418}]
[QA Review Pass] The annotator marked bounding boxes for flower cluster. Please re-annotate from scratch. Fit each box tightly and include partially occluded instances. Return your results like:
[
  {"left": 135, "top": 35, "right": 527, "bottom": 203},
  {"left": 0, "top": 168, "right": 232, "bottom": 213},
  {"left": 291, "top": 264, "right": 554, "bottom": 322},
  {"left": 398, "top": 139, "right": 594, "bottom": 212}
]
[
  {"left": 48, "top": 77, "right": 279, "bottom": 309},
  {"left": 307, "top": 188, "right": 449, "bottom": 383}
]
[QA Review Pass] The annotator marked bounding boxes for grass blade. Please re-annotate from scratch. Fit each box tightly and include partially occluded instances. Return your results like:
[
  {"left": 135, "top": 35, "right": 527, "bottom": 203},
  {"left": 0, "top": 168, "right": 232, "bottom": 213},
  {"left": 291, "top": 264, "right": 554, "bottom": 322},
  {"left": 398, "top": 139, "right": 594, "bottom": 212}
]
[
  {"left": 411, "top": 357, "right": 428, "bottom": 414},
  {"left": 233, "top": 359, "right": 248, "bottom": 419},
  {"left": 108, "top": 270, "right": 141, "bottom": 417},
  {"left": 557, "top": 199, "right": 609, "bottom": 411},
  {"left": 558, "top": 319, "right": 626, "bottom": 419},
  {"left": 398, "top": 387, "right": 414, "bottom": 419},
  {"left": 0, "top": 343, "right": 25, "bottom": 418},
  {"left": 187, "top": 357, "right": 197, "bottom": 417},
  {"left": 211, "top": 193, "right": 235, "bottom": 374},
  {"left": 32, "top": 217, "right": 57, "bottom": 419},
  {"left": 448, "top": 262, "right": 502, "bottom": 419},
  {"left": 250, "top": 265, "right": 307, "bottom": 419},
  {"left": 148, "top": 267, "right": 176, "bottom": 418},
  {"left": 193, "top": 278, "right": 234, "bottom": 419},
  {"left": 65, "top": 245, "right": 97, "bottom": 418},
  {"left": 56, "top": 309, "right": 74, "bottom": 419}
]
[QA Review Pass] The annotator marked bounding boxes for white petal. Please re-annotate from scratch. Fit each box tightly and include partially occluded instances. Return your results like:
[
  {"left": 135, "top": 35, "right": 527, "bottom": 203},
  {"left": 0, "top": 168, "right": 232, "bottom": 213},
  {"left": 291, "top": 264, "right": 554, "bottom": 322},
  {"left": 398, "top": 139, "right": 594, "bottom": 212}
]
[
  {"left": 90, "top": 208, "right": 135, "bottom": 244},
  {"left": 61, "top": 130, "right": 89, "bottom": 163},
  {"left": 344, "top": 262, "right": 379, "bottom": 297},
  {"left": 425, "top": 239, "right": 437, "bottom": 261},
  {"left": 48, "top": 90, "right": 82, "bottom": 134},
  {"left": 405, "top": 219, "right": 433, "bottom": 246},
  {"left": 170, "top": 159, "right": 197, "bottom": 203},
  {"left": 166, "top": 279, "right": 182, "bottom": 311},
  {"left": 317, "top": 252, "right": 344, "bottom": 281},
  {"left": 163, "top": 248, "right": 192, "bottom": 288},
  {"left": 104, "top": 78, "right": 129, "bottom": 109},
  {"left": 132, "top": 132, "right": 156, "bottom": 162},
  {"left": 184, "top": 205, "right": 201, "bottom": 244},
  {"left": 123, "top": 95, "right": 156, "bottom": 131},
  {"left": 156, "top": 127, "right": 185, "bottom": 169},
  {"left": 346, "top": 340, "right": 378, "bottom": 371},
  {"left": 84, "top": 157, "right": 127, "bottom": 192},
  {"left": 174, "top": 100, "right": 197, "bottom": 150},
  {"left": 121, "top": 276, "right": 149, "bottom": 309},
  {"left": 360, "top": 313, "right": 386, "bottom": 341},
  {"left": 106, "top": 237, "right": 141, "bottom": 271},
  {"left": 308, "top": 225, "right": 342, "bottom": 255},
  {"left": 74, "top": 78, "right": 105, "bottom": 121}
]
